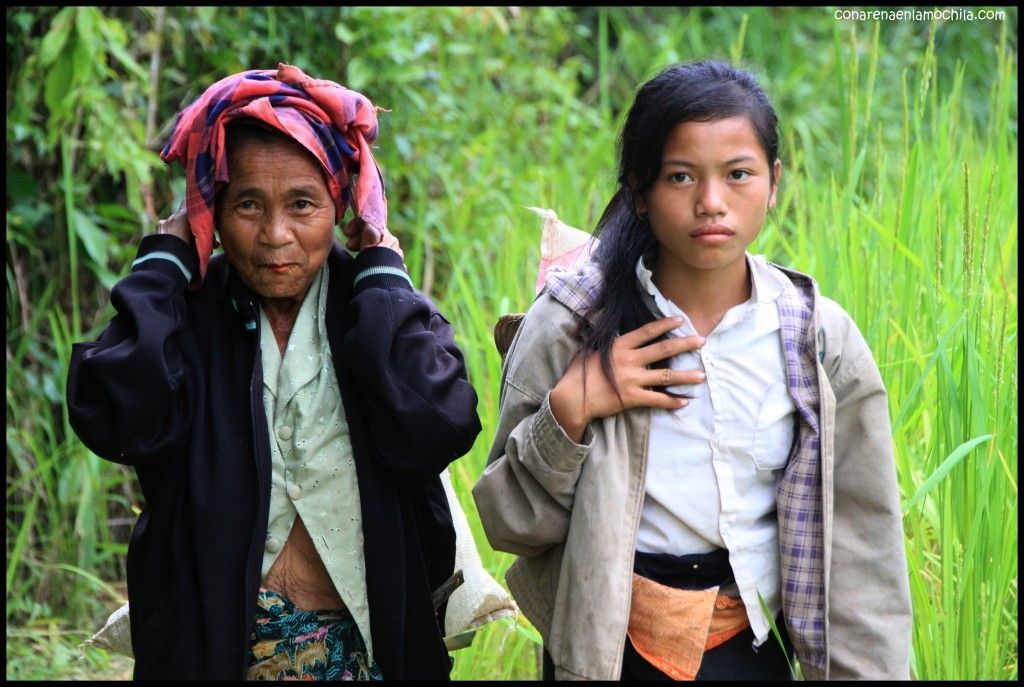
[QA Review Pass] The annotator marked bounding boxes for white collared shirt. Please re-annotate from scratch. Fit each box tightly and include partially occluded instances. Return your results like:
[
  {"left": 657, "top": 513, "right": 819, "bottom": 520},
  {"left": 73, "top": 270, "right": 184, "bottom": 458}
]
[{"left": 635, "top": 253, "right": 796, "bottom": 646}]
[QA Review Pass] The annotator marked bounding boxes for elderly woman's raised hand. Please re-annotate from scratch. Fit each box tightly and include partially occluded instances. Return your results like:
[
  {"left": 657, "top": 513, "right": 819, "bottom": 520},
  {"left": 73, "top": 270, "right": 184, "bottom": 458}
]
[
  {"left": 156, "top": 200, "right": 194, "bottom": 246},
  {"left": 342, "top": 216, "right": 404, "bottom": 260}
]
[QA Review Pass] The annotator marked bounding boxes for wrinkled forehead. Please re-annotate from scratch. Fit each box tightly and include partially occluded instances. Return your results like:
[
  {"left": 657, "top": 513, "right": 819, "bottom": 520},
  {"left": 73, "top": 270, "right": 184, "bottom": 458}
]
[
  {"left": 224, "top": 122, "right": 323, "bottom": 173},
  {"left": 216, "top": 129, "right": 333, "bottom": 207},
  {"left": 227, "top": 137, "right": 325, "bottom": 180}
]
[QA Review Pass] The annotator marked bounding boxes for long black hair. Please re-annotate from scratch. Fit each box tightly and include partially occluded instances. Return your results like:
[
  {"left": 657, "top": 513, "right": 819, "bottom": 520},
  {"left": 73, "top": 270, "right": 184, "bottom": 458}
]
[{"left": 579, "top": 60, "right": 781, "bottom": 395}]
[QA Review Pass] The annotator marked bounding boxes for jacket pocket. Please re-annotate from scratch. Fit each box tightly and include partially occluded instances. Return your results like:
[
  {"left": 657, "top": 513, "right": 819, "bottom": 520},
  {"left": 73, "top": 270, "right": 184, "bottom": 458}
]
[
  {"left": 415, "top": 478, "right": 457, "bottom": 596},
  {"left": 750, "top": 382, "right": 796, "bottom": 471},
  {"left": 131, "top": 579, "right": 177, "bottom": 671}
]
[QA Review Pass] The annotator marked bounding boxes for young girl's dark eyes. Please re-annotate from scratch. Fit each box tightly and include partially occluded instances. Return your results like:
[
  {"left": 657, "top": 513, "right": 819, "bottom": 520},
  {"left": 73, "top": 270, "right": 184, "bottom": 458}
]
[{"left": 668, "top": 171, "right": 750, "bottom": 182}]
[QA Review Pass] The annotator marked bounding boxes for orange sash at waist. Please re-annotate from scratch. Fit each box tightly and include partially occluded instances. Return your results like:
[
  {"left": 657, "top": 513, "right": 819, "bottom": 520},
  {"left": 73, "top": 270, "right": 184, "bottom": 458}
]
[{"left": 627, "top": 573, "right": 750, "bottom": 681}]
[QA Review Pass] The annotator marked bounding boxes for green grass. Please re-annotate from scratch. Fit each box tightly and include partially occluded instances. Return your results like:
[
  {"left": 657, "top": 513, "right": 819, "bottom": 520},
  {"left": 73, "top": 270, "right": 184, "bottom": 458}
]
[
  {"left": 5, "top": 629, "right": 134, "bottom": 681},
  {"left": 6, "top": 7, "right": 1017, "bottom": 680}
]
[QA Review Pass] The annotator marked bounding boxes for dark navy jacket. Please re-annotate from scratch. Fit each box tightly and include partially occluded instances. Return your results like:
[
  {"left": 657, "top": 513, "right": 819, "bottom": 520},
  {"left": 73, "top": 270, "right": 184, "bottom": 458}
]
[{"left": 66, "top": 234, "right": 481, "bottom": 680}]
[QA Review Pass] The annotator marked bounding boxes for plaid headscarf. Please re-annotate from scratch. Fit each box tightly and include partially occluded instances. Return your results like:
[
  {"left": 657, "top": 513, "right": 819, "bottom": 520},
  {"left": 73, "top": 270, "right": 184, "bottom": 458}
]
[{"left": 161, "top": 63, "right": 388, "bottom": 281}]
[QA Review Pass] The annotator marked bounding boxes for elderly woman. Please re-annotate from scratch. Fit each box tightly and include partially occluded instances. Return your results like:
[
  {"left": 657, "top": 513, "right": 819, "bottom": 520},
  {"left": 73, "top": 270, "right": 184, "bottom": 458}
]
[{"left": 66, "top": 64, "right": 481, "bottom": 680}]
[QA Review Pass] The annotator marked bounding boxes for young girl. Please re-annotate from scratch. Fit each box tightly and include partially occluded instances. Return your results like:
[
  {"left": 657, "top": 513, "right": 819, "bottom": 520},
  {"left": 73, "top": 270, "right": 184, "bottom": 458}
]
[{"left": 472, "top": 61, "right": 911, "bottom": 680}]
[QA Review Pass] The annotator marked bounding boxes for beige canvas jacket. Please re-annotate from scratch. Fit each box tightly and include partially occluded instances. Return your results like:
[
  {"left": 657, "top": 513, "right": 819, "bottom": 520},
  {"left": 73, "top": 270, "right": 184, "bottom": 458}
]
[{"left": 472, "top": 261, "right": 912, "bottom": 680}]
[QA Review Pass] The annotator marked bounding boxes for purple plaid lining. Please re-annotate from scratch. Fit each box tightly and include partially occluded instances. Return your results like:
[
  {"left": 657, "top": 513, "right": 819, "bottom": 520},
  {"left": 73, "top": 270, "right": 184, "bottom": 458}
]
[
  {"left": 774, "top": 268, "right": 826, "bottom": 672},
  {"left": 546, "top": 258, "right": 827, "bottom": 673},
  {"left": 545, "top": 263, "right": 603, "bottom": 321}
]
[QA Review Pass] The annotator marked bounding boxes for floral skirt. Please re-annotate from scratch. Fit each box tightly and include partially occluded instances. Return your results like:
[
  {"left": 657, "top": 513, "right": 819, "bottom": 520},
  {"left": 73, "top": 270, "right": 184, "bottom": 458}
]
[{"left": 246, "top": 587, "right": 383, "bottom": 681}]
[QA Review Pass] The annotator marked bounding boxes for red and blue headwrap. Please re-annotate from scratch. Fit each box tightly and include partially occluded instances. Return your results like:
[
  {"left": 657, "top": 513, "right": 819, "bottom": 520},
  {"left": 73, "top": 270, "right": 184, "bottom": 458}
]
[{"left": 160, "top": 63, "right": 388, "bottom": 281}]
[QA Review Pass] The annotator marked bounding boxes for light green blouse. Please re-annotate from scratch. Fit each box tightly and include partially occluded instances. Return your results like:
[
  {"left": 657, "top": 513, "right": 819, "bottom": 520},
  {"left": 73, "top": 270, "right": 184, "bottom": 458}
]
[{"left": 258, "top": 265, "right": 373, "bottom": 662}]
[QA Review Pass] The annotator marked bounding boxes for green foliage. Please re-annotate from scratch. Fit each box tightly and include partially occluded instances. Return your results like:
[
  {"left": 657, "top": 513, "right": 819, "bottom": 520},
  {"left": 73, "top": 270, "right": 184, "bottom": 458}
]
[
  {"left": 5, "top": 6, "right": 1017, "bottom": 681},
  {"left": 7, "top": 626, "right": 134, "bottom": 681}
]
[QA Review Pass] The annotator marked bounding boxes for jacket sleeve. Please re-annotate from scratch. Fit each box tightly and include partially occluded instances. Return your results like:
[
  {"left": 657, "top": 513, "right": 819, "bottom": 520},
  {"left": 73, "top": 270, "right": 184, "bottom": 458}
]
[
  {"left": 471, "top": 295, "right": 593, "bottom": 558},
  {"left": 66, "top": 234, "right": 201, "bottom": 468},
  {"left": 342, "top": 247, "right": 482, "bottom": 486},
  {"left": 823, "top": 303, "right": 913, "bottom": 679}
]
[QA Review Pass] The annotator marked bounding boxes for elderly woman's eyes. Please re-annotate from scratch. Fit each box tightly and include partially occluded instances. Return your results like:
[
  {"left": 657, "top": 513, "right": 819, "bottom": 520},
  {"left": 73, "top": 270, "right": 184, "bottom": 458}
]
[{"left": 232, "top": 198, "right": 316, "bottom": 213}]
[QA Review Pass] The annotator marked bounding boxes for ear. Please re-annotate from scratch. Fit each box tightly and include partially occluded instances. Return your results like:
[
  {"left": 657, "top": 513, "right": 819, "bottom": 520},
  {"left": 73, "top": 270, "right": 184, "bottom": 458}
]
[
  {"left": 634, "top": 193, "right": 648, "bottom": 216},
  {"left": 768, "top": 159, "right": 783, "bottom": 209},
  {"left": 625, "top": 175, "right": 648, "bottom": 216}
]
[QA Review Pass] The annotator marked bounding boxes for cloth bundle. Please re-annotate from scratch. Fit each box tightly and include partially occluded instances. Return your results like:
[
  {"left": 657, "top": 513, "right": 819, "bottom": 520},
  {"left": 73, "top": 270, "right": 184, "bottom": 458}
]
[
  {"left": 525, "top": 206, "right": 597, "bottom": 296},
  {"left": 439, "top": 467, "right": 518, "bottom": 642},
  {"left": 492, "top": 207, "right": 597, "bottom": 359},
  {"left": 161, "top": 62, "right": 388, "bottom": 281}
]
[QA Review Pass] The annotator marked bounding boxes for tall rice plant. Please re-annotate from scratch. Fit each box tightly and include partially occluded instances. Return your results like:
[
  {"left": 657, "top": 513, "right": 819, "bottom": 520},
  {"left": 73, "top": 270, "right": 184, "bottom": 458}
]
[{"left": 753, "top": 19, "right": 1017, "bottom": 681}]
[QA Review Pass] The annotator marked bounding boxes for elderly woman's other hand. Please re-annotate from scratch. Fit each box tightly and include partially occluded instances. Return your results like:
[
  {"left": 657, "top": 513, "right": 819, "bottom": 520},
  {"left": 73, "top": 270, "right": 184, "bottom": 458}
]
[
  {"left": 156, "top": 200, "right": 194, "bottom": 247},
  {"left": 342, "top": 216, "right": 404, "bottom": 260}
]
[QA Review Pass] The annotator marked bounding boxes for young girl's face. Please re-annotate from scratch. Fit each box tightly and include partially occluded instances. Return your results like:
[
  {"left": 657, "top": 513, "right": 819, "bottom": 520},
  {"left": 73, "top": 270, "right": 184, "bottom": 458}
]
[{"left": 637, "top": 115, "right": 781, "bottom": 279}]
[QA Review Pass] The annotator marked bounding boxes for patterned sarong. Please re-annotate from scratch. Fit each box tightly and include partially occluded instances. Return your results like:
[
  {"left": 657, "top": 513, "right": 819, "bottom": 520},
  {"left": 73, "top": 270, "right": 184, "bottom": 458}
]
[{"left": 246, "top": 587, "right": 383, "bottom": 681}]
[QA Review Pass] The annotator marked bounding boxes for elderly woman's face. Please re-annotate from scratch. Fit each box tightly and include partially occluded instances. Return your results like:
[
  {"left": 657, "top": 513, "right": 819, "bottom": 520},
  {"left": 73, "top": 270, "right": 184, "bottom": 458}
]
[{"left": 217, "top": 136, "right": 335, "bottom": 304}]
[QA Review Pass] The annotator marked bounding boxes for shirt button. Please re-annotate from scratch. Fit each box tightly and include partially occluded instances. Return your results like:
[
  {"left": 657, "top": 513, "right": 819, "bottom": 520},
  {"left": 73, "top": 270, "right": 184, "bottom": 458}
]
[
  {"left": 266, "top": 537, "right": 281, "bottom": 553},
  {"left": 278, "top": 425, "right": 293, "bottom": 441},
  {"left": 287, "top": 482, "right": 302, "bottom": 500}
]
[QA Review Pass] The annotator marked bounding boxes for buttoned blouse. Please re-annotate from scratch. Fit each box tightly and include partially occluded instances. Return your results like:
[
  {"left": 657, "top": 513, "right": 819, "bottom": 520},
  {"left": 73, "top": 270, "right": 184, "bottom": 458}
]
[
  {"left": 635, "top": 253, "right": 796, "bottom": 646},
  {"left": 259, "top": 265, "right": 373, "bottom": 662}
]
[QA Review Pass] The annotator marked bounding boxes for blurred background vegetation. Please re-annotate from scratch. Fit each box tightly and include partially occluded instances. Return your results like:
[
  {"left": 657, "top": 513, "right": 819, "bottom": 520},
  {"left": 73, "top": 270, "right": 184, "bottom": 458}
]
[{"left": 5, "top": 6, "right": 1017, "bottom": 680}]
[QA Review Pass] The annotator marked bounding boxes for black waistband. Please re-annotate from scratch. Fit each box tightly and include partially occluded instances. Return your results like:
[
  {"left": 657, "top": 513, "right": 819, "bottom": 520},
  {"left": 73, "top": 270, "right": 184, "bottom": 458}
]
[{"left": 633, "top": 548, "right": 734, "bottom": 589}]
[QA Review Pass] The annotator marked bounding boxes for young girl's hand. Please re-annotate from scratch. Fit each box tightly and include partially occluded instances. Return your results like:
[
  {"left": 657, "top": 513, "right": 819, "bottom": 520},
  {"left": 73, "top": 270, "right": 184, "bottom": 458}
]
[{"left": 549, "top": 316, "right": 705, "bottom": 443}]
